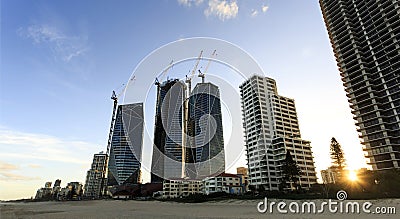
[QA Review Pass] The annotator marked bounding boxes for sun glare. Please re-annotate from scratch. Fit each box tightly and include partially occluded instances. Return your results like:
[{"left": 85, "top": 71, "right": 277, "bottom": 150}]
[{"left": 348, "top": 170, "right": 358, "bottom": 181}]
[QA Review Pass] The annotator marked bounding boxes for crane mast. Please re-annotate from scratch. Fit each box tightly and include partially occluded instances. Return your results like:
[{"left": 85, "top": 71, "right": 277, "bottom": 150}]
[
  {"left": 101, "top": 76, "right": 136, "bottom": 197},
  {"left": 185, "top": 50, "right": 203, "bottom": 93},
  {"left": 106, "top": 91, "right": 118, "bottom": 156},
  {"left": 155, "top": 60, "right": 174, "bottom": 86},
  {"left": 198, "top": 50, "right": 216, "bottom": 83}
]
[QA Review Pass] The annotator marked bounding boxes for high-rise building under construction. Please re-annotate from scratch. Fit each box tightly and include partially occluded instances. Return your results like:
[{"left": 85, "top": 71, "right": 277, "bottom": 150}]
[
  {"left": 186, "top": 82, "right": 225, "bottom": 179},
  {"left": 151, "top": 79, "right": 187, "bottom": 182},
  {"left": 151, "top": 78, "right": 226, "bottom": 181}
]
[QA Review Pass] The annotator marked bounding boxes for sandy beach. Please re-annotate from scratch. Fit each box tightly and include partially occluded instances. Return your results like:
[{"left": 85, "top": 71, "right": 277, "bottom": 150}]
[{"left": 1, "top": 198, "right": 399, "bottom": 219}]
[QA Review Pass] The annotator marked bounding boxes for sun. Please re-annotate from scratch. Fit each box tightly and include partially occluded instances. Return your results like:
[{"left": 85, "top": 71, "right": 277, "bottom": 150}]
[{"left": 348, "top": 170, "right": 358, "bottom": 181}]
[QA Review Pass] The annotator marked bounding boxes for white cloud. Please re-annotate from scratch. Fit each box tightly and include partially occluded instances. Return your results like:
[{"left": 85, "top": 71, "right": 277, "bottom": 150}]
[
  {"left": 251, "top": 9, "right": 258, "bottom": 17},
  {"left": 204, "top": 0, "right": 239, "bottom": 21},
  {"left": 22, "top": 25, "right": 64, "bottom": 43},
  {"left": 0, "top": 172, "right": 40, "bottom": 181},
  {"left": 0, "top": 161, "right": 40, "bottom": 181},
  {"left": 178, "top": 0, "right": 204, "bottom": 7},
  {"left": 177, "top": 1, "right": 270, "bottom": 20},
  {"left": 0, "top": 161, "right": 18, "bottom": 171},
  {"left": 28, "top": 164, "right": 42, "bottom": 169},
  {"left": 0, "top": 128, "right": 99, "bottom": 165},
  {"left": 17, "top": 24, "right": 88, "bottom": 62},
  {"left": 0, "top": 128, "right": 97, "bottom": 198},
  {"left": 262, "top": 5, "right": 269, "bottom": 13},
  {"left": 178, "top": 0, "right": 190, "bottom": 6}
]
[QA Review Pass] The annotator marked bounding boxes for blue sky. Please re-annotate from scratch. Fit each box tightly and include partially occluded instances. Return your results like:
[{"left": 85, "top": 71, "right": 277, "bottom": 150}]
[{"left": 1, "top": 0, "right": 367, "bottom": 200}]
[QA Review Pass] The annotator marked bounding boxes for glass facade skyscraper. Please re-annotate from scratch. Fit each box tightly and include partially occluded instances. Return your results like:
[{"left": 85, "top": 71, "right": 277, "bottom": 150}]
[
  {"left": 107, "top": 103, "right": 144, "bottom": 186},
  {"left": 151, "top": 79, "right": 186, "bottom": 182},
  {"left": 151, "top": 78, "right": 225, "bottom": 181},
  {"left": 186, "top": 82, "right": 225, "bottom": 179},
  {"left": 320, "top": 0, "right": 400, "bottom": 170}
]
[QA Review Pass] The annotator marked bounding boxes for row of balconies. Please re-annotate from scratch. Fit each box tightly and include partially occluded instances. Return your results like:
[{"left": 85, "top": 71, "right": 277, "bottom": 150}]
[
  {"left": 363, "top": 20, "right": 398, "bottom": 46},
  {"left": 323, "top": 2, "right": 346, "bottom": 27},
  {"left": 355, "top": 108, "right": 400, "bottom": 125},
  {"left": 338, "top": 50, "right": 394, "bottom": 80},
  {"left": 364, "top": 148, "right": 392, "bottom": 158}
]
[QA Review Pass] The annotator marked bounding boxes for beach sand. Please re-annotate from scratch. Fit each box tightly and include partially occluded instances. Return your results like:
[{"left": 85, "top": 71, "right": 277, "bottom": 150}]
[{"left": 1, "top": 198, "right": 399, "bottom": 219}]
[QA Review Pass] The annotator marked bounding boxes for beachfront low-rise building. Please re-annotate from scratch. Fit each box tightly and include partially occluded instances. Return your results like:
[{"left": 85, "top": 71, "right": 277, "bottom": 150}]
[
  {"left": 236, "top": 167, "right": 249, "bottom": 192},
  {"left": 58, "top": 187, "right": 70, "bottom": 200},
  {"left": 160, "top": 173, "right": 246, "bottom": 198},
  {"left": 35, "top": 180, "right": 61, "bottom": 200},
  {"left": 57, "top": 182, "right": 83, "bottom": 200},
  {"left": 202, "top": 173, "right": 244, "bottom": 195},
  {"left": 321, "top": 166, "right": 342, "bottom": 184},
  {"left": 35, "top": 187, "right": 52, "bottom": 200},
  {"left": 162, "top": 179, "right": 202, "bottom": 199},
  {"left": 34, "top": 180, "right": 84, "bottom": 201}
]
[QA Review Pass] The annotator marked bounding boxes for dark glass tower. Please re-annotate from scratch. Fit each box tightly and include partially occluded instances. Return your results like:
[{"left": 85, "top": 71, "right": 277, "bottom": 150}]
[
  {"left": 186, "top": 82, "right": 225, "bottom": 178},
  {"left": 151, "top": 79, "right": 186, "bottom": 182},
  {"left": 320, "top": 0, "right": 400, "bottom": 169},
  {"left": 107, "top": 103, "right": 144, "bottom": 186}
]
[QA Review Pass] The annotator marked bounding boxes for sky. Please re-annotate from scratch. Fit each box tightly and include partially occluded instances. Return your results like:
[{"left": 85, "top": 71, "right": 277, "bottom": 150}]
[{"left": 0, "top": 0, "right": 368, "bottom": 200}]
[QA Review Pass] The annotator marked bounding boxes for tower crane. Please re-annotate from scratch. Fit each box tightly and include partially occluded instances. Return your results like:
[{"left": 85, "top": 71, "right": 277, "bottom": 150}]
[
  {"left": 101, "top": 75, "right": 136, "bottom": 196},
  {"left": 185, "top": 50, "right": 203, "bottom": 93},
  {"left": 155, "top": 60, "right": 174, "bottom": 86},
  {"left": 182, "top": 50, "right": 204, "bottom": 178},
  {"left": 105, "top": 76, "right": 136, "bottom": 155},
  {"left": 198, "top": 50, "right": 216, "bottom": 83}
]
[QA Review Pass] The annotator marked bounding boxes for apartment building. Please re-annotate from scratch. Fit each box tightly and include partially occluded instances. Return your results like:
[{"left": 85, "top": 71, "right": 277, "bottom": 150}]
[
  {"left": 240, "top": 75, "right": 317, "bottom": 191},
  {"left": 320, "top": 0, "right": 400, "bottom": 170}
]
